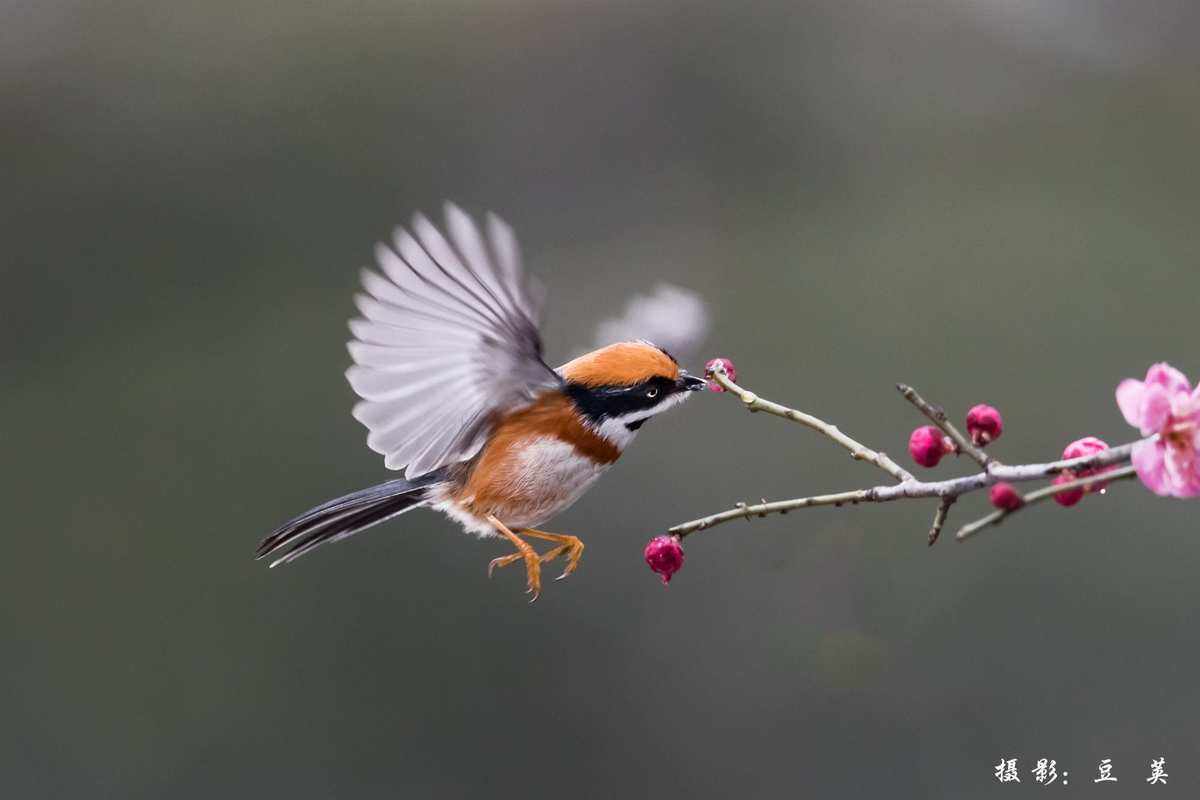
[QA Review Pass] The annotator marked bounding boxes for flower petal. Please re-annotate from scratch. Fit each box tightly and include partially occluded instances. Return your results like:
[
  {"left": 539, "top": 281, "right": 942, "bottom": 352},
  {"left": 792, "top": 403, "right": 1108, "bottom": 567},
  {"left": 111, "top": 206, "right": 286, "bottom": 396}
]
[
  {"left": 1162, "top": 440, "right": 1200, "bottom": 498},
  {"left": 1132, "top": 440, "right": 1169, "bottom": 496},
  {"left": 1170, "top": 390, "right": 1196, "bottom": 419},
  {"left": 1140, "top": 384, "right": 1172, "bottom": 435},
  {"left": 1178, "top": 384, "right": 1200, "bottom": 422},
  {"left": 1116, "top": 379, "right": 1146, "bottom": 430},
  {"left": 1145, "top": 362, "right": 1191, "bottom": 395}
]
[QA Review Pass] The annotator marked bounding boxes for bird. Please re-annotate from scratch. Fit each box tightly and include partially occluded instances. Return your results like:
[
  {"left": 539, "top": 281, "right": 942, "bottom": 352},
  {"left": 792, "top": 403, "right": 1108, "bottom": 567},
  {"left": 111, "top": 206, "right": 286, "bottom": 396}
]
[{"left": 256, "top": 203, "right": 709, "bottom": 599}]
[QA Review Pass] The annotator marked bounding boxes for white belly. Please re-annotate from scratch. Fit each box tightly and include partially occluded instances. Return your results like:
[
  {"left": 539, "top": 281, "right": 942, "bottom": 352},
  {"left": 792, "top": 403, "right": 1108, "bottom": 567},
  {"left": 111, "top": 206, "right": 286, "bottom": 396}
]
[
  {"left": 505, "top": 437, "right": 611, "bottom": 526},
  {"left": 432, "top": 436, "right": 613, "bottom": 536}
]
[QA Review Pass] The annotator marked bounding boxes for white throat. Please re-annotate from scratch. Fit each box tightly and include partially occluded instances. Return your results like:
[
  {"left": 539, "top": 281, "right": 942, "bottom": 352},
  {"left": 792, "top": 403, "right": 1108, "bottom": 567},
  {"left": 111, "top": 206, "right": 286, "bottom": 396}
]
[{"left": 592, "top": 391, "right": 693, "bottom": 449}]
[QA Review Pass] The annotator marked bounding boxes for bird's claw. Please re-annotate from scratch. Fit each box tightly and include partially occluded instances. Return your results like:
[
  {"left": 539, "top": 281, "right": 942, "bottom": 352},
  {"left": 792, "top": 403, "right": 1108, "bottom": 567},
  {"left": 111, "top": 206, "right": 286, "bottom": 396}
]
[
  {"left": 487, "top": 553, "right": 521, "bottom": 579},
  {"left": 523, "top": 551, "right": 542, "bottom": 602},
  {"left": 486, "top": 528, "right": 582, "bottom": 598},
  {"left": 552, "top": 539, "right": 585, "bottom": 582}
]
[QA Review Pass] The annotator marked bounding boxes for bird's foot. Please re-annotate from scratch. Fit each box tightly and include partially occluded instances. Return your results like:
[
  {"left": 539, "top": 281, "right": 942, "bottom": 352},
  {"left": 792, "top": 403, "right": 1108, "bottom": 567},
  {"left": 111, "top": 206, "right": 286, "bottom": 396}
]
[
  {"left": 486, "top": 549, "right": 542, "bottom": 600},
  {"left": 519, "top": 529, "right": 586, "bottom": 581},
  {"left": 485, "top": 515, "right": 543, "bottom": 602},
  {"left": 487, "top": 537, "right": 586, "bottom": 580}
]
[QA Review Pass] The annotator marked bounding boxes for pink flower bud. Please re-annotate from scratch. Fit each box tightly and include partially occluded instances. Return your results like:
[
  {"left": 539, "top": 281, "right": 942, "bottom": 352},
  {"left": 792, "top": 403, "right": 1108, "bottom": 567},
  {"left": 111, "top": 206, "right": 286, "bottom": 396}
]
[
  {"left": 989, "top": 482, "right": 1023, "bottom": 511},
  {"left": 703, "top": 357, "right": 737, "bottom": 392},
  {"left": 908, "top": 426, "right": 954, "bottom": 468},
  {"left": 965, "top": 404, "right": 1003, "bottom": 446},
  {"left": 644, "top": 535, "right": 685, "bottom": 585},
  {"left": 1061, "top": 436, "right": 1109, "bottom": 461},
  {"left": 1052, "top": 472, "right": 1085, "bottom": 507},
  {"left": 1061, "top": 436, "right": 1112, "bottom": 493}
]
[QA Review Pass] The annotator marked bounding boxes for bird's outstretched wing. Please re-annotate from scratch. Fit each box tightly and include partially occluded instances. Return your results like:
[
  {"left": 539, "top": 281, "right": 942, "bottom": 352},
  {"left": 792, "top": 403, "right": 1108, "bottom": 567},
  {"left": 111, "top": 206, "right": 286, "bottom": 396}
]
[
  {"left": 592, "top": 283, "right": 710, "bottom": 360},
  {"left": 346, "top": 203, "right": 560, "bottom": 478}
]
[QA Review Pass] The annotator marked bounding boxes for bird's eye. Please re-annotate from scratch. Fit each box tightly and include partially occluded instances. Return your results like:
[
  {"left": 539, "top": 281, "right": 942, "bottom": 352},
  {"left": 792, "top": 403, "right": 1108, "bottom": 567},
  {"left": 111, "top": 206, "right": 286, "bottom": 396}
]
[{"left": 646, "top": 387, "right": 659, "bottom": 399}]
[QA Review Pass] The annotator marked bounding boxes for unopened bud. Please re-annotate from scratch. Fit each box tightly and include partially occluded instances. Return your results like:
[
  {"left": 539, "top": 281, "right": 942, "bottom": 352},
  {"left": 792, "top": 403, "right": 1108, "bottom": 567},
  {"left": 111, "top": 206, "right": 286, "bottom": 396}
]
[
  {"left": 1052, "top": 472, "right": 1085, "bottom": 507},
  {"left": 909, "top": 426, "right": 954, "bottom": 468},
  {"left": 703, "top": 358, "right": 737, "bottom": 392},
  {"left": 989, "top": 482, "right": 1023, "bottom": 511},
  {"left": 644, "top": 535, "right": 685, "bottom": 585},
  {"left": 1062, "top": 436, "right": 1112, "bottom": 493},
  {"left": 965, "top": 404, "right": 1004, "bottom": 446}
]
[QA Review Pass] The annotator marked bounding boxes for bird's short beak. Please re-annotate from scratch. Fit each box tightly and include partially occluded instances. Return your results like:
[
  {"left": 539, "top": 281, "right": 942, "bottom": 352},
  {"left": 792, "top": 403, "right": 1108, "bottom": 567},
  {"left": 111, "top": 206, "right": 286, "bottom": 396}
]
[{"left": 677, "top": 371, "right": 708, "bottom": 392}]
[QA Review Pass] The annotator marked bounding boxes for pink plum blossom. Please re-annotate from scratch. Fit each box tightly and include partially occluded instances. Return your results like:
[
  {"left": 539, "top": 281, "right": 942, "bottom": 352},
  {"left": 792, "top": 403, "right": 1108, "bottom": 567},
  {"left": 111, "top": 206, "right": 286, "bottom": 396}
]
[{"left": 1116, "top": 363, "right": 1200, "bottom": 498}]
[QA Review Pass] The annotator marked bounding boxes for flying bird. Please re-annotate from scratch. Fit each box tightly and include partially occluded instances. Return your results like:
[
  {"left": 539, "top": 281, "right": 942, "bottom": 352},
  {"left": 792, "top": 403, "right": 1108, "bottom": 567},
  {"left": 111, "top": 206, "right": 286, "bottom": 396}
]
[{"left": 256, "top": 204, "right": 708, "bottom": 599}]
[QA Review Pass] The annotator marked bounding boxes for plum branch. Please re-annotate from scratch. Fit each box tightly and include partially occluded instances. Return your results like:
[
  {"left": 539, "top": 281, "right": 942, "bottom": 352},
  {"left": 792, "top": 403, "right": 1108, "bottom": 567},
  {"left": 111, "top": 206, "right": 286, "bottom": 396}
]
[
  {"left": 896, "top": 383, "right": 990, "bottom": 468},
  {"left": 669, "top": 365, "right": 1153, "bottom": 544},
  {"left": 712, "top": 368, "right": 914, "bottom": 482},
  {"left": 954, "top": 464, "right": 1138, "bottom": 541}
]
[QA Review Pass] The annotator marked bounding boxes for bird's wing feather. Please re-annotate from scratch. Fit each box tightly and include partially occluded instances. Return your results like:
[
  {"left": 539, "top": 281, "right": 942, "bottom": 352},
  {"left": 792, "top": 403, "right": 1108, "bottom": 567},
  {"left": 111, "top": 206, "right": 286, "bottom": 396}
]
[{"left": 346, "top": 203, "right": 559, "bottom": 478}]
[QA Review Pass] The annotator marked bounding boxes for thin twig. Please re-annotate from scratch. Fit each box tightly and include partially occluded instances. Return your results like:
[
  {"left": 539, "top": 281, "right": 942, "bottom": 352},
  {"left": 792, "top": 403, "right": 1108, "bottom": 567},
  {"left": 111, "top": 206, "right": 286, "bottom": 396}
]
[
  {"left": 928, "top": 496, "right": 956, "bottom": 547},
  {"left": 988, "top": 442, "right": 1141, "bottom": 480},
  {"left": 896, "top": 383, "right": 991, "bottom": 468},
  {"left": 954, "top": 465, "right": 1138, "bottom": 542},
  {"left": 709, "top": 367, "right": 914, "bottom": 482},
  {"left": 670, "top": 489, "right": 880, "bottom": 535}
]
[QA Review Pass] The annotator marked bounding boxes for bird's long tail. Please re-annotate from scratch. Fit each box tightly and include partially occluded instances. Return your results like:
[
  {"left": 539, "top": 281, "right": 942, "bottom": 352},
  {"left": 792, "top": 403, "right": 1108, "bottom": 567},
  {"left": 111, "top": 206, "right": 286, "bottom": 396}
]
[{"left": 256, "top": 474, "right": 442, "bottom": 567}]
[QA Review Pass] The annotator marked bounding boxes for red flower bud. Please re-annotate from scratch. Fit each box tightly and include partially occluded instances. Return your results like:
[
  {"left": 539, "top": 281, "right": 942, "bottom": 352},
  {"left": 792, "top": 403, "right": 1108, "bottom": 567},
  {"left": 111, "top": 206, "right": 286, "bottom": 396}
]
[
  {"left": 989, "top": 482, "right": 1023, "bottom": 511},
  {"left": 1052, "top": 472, "right": 1085, "bottom": 507},
  {"left": 965, "top": 404, "right": 1003, "bottom": 446},
  {"left": 908, "top": 426, "right": 954, "bottom": 468},
  {"left": 703, "top": 358, "right": 737, "bottom": 392},
  {"left": 644, "top": 535, "right": 685, "bottom": 585},
  {"left": 1061, "top": 436, "right": 1112, "bottom": 494}
]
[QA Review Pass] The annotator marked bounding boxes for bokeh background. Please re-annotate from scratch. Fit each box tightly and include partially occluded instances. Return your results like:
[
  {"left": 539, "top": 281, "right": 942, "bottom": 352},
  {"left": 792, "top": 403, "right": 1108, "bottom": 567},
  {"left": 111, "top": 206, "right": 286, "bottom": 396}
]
[{"left": 5, "top": 1, "right": 1200, "bottom": 797}]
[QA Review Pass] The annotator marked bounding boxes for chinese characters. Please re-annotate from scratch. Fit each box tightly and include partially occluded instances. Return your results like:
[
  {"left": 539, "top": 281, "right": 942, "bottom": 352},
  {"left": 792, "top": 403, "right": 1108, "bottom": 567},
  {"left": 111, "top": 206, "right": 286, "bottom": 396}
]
[{"left": 992, "top": 757, "right": 1168, "bottom": 787}]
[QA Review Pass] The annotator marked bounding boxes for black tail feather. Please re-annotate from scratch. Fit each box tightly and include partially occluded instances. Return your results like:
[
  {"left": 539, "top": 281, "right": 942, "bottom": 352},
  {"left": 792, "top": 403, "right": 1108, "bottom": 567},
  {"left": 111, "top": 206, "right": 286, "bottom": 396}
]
[{"left": 256, "top": 475, "right": 441, "bottom": 567}]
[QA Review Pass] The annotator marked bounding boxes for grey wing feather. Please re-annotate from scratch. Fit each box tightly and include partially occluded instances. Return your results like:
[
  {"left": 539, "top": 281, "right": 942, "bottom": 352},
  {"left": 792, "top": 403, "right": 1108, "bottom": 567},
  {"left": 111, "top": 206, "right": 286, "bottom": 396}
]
[{"left": 346, "top": 203, "right": 559, "bottom": 478}]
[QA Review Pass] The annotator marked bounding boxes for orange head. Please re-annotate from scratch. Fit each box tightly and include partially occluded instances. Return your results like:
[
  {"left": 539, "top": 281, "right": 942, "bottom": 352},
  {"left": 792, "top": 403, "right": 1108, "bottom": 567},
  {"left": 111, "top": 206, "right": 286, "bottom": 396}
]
[
  {"left": 557, "top": 341, "right": 706, "bottom": 440},
  {"left": 558, "top": 341, "right": 682, "bottom": 387}
]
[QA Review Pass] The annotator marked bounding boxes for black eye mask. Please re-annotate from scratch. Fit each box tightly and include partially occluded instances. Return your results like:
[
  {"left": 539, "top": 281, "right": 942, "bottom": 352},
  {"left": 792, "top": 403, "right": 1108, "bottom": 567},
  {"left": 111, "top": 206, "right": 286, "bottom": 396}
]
[{"left": 564, "top": 376, "right": 678, "bottom": 424}]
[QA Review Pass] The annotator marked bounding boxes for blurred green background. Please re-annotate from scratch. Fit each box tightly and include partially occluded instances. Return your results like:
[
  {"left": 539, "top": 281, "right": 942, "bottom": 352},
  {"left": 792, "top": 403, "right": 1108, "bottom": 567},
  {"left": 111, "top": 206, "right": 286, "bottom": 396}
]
[{"left": 4, "top": 1, "right": 1200, "bottom": 797}]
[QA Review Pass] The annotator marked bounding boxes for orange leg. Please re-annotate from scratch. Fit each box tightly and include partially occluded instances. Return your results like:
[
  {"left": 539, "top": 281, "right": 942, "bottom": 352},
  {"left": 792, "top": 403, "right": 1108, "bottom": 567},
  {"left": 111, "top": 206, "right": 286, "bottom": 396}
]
[
  {"left": 485, "top": 515, "right": 542, "bottom": 602},
  {"left": 520, "top": 529, "right": 586, "bottom": 581}
]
